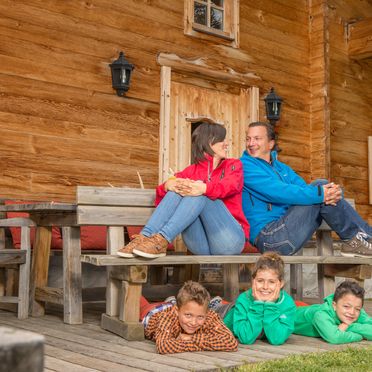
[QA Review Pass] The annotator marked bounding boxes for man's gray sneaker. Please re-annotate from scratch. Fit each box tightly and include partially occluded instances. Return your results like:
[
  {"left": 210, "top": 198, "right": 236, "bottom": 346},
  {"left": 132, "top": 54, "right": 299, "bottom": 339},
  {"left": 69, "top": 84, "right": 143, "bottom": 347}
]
[{"left": 340, "top": 232, "right": 372, "bottom": 258}]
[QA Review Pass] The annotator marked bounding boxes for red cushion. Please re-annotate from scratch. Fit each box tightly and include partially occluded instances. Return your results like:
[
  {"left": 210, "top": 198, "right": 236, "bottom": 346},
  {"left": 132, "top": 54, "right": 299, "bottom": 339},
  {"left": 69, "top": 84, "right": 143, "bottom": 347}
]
[
  {"left": 126, "top": 226, "right": 175, "bottom": 251},
  {"left": 242, "top": 241, "right": 260, "bottom": 254},
  {"left": 295, "top": 300, "right": 309, "bottom": 307},
  {"left": 80, "top": 226, "right": 107, "bottom": 250},
  {"left": 5, "top": 200, "right": 63, "bottom": 249}
]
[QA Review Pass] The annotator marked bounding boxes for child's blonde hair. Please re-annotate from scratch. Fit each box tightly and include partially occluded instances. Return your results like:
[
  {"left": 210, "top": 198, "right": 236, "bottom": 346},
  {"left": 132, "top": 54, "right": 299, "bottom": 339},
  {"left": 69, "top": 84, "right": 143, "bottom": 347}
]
[
  {"left": 252, "top": 252, "right": 284, "bottom": 281},
  {"left": 176, "top": 280, "right": 211, "bottom": 308}
]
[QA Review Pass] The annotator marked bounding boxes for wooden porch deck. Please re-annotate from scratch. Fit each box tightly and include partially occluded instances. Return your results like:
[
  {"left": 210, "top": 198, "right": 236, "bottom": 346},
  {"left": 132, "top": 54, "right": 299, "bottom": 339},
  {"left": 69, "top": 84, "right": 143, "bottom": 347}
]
[{"left": 0, "top": 302, "right": 371, "bottom": 372}]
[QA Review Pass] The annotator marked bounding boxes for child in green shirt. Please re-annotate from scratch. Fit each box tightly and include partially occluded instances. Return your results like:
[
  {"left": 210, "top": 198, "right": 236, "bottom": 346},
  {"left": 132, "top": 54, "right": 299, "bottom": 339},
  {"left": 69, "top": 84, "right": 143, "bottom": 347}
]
[
  {"left": 294, "top": 280, "right": 372, "bottom": 344},
  {"left": 223, "top": 252, "right": 296, "bottom": 345}
]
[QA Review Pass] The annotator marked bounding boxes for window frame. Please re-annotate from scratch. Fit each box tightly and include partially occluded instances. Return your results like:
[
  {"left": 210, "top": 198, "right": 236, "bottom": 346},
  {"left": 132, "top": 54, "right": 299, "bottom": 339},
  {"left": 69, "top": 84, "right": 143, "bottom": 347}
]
[{"left": 184, "top": 0, "right": 239, "bottom": 48}]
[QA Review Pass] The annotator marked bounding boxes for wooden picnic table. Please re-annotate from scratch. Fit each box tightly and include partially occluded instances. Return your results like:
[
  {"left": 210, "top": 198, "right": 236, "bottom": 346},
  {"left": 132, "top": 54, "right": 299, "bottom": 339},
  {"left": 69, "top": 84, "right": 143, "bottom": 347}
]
[{"left": 0, "top": 202, "right": 82, "bottom": 325}]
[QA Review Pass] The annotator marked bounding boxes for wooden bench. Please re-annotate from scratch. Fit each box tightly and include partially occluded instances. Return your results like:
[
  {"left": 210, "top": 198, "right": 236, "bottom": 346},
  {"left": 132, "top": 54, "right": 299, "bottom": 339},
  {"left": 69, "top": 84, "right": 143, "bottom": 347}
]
[
  {"left": 78, "top": 186, "right": 372, "bottom": 340},
  {"left": 0, "top": 218, "right": 33, "bottom": 319}
]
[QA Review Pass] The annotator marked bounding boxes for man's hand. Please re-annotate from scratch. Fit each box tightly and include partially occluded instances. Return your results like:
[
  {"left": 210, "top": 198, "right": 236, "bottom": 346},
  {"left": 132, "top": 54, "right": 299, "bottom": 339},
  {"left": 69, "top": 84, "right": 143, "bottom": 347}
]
[{"left": 322, "top": 183, "right": 342, "bottom": 206}]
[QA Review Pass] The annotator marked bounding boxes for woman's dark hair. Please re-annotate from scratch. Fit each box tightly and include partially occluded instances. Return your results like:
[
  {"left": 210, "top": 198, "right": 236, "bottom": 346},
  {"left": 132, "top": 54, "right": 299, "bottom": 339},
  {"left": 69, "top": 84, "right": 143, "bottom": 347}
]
[
  {"left": 252, "top": 252, "right": 285, "bottom": 281},
  {"left": 248, "top": 121, "right": 281, "bottom": 153},
  {"left": 191, "top": 121, "right": 226, "bottom": 163},
  {"left": 334, "top": 280, "right": 365, "bottom": 305}
]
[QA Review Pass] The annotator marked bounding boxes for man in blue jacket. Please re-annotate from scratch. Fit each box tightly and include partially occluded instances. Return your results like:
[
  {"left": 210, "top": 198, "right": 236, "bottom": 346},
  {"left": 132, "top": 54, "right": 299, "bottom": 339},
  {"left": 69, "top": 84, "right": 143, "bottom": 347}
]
[{"left": 241, "top": 121, "right": 372, "bottom": 257}]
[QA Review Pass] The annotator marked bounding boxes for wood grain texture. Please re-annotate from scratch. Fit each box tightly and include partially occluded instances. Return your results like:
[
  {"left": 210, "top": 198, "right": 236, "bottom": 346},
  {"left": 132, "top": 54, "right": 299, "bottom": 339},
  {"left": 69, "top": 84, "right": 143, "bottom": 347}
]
[{"left": 0, "top": 0, "right": 369, "bottom": 224}]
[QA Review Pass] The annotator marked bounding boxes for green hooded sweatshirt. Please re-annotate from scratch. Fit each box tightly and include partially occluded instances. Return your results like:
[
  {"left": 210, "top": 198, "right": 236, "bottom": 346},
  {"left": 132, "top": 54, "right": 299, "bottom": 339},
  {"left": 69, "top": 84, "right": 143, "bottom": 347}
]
[
  {"left": 294, "top": 294, "right": 372, "bottom": 344},
  {"left": 224, "top": 288, "right": 295, "bottom": 345}
]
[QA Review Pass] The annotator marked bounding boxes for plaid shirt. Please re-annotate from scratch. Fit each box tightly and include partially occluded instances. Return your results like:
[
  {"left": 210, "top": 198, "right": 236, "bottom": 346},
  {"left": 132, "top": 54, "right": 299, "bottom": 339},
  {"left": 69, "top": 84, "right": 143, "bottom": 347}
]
[{"left": 145, "top": 306, "right": 238, "bottom": 354}]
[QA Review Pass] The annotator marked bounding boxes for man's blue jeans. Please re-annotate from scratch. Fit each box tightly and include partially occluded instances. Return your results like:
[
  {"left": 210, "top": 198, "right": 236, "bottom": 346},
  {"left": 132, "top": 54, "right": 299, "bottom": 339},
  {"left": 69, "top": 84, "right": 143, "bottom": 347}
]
[
  {"left": 255, "top": 180, "right": 372, "bottom": 255},
  {"left": 141, "top": 191, "right": 245, "bottom": 255}
]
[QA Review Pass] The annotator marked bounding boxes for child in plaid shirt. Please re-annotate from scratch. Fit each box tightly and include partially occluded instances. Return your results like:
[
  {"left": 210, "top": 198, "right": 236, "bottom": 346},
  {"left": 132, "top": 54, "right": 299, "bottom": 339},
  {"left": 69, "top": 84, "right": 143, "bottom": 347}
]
[{"left": 141, "top": 281, "right": 238, "bottom": 354}]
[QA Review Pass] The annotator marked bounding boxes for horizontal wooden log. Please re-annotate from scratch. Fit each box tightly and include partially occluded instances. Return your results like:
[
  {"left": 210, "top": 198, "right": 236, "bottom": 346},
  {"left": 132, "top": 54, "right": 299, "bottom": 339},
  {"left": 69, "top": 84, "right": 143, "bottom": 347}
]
[
  {"left": 35, "top": 287, "right": 63, "bottom": 305},
  {"left": 0, "top": 296, "right": 18, "bottom": 304},
  {"left": 323, "top": 264, "right": 372, "bottom": 280},
  {"left": 110, "top": 266, "right": 148, "bottom": 283},
  {"left": 77, "top": 187, "right": 155, "bottom": 206},
  {"left": 77, "top": 206, "right": 154, "bottom": 226},
  {"left": 157, "top": 53, "right": 261, "bottom": 86},
  {"left": 101, "top": 314, "right": 144, "bottom": 341},
  {"left": 0, "top": 218, "right": 36, "bottom": 227},
  {"left": 348, "top": 18, "right": 372, "bottom": 60},
  {"left": 0, "top": 250, "right": 26, "bottom": 266},
  {"left": 81, "top": 254, "right": 372, "bottom": 267}
]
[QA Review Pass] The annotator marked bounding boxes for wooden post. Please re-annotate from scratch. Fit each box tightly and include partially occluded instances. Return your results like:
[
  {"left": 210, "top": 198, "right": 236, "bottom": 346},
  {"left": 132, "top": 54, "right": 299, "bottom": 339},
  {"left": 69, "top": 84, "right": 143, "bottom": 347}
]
[
  {"left": 62, "top": 226, "right": 82, "bottom": 324},
  {"left": 224, "top": 263, "right": 240, "bottom": 301},
  {"left": 290, "top": 250, "right": 303, "bottom": 300},
  {"left": 317, "top": 230, "right": 335, "bottom": 299},
  {"left": 18, "top": 226, "right": 31, "bottom": 319},
  {"left": 30, "top": 226, "right": 52, "bottom": 317},
  {"left": 102, "top": 265, "right": 147, "bottom": 341},
  {"left": 106, "top": 226, "right": 124, "bottom": 316}
]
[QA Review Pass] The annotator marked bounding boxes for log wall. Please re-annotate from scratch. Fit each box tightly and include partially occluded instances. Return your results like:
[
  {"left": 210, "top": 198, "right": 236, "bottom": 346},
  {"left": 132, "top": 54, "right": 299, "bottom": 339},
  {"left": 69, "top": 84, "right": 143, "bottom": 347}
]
[
  {"left": 0, "top": 0, "right": 370, "bottom": 225},
  {"left": 328, "top": 0, "right": 372, "bottom": 223},
  {"left": 0, "top": 0, "right": 311, "bottom": 202}
]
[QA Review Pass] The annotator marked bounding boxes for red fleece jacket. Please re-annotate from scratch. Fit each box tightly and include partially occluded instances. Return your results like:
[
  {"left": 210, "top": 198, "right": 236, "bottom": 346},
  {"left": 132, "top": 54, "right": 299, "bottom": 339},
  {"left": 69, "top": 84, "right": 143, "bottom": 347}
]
[{"left": 156, "top": 155, "right": 250, "bottom": 241}]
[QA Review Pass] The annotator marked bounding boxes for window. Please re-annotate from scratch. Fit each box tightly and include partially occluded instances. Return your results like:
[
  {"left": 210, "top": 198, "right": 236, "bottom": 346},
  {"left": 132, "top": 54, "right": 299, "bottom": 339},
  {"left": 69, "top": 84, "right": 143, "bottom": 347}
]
[
  {"left": 184, "top": 0, "right": 239, "bottom": 47},
  {"left": 194, "top": 0, "right": 224, "bottom": 31}
]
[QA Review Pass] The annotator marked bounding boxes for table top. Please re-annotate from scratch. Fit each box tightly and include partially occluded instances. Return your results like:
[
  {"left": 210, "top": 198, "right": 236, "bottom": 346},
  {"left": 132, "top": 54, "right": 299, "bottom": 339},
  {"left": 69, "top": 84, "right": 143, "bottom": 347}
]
[{"left": 0, "top": 202, "right": 76, "bottom": 213}]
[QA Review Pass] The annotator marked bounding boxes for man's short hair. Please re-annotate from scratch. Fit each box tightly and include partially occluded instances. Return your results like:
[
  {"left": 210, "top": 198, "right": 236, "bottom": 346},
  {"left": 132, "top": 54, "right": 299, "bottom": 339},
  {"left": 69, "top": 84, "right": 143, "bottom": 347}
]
[
  {"left": 248, "top": 121, "right": 281, "bottom": 152},
  {"left": 334, "top": 280, "right": 365, "bottom": 305},
  {"left": 176, "top": 281, "right": 211, "bottom": 308}
]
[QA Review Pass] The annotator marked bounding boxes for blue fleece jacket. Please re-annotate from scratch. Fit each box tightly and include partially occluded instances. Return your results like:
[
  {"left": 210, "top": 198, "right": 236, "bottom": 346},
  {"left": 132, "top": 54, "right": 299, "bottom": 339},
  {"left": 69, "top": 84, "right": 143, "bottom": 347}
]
[{"left": 240, "top": 150, "right": 324, "bottom": 244}]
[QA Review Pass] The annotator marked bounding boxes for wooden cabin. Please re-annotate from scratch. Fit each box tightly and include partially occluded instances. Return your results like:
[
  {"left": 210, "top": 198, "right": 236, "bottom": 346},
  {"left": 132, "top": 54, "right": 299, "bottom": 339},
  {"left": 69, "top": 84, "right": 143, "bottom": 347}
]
[{"left": 0, "top": 0, "right": 371, "bottom": 223}]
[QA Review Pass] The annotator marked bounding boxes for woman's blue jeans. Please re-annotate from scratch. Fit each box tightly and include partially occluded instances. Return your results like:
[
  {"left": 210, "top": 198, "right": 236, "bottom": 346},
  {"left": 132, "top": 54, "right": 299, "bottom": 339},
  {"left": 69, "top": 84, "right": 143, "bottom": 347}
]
[
  {"left": 141, "top": 191, "right": 245, "bottom": 255},
  {"left": 255, "top": 180, "right": 372, "bottom": 256}
]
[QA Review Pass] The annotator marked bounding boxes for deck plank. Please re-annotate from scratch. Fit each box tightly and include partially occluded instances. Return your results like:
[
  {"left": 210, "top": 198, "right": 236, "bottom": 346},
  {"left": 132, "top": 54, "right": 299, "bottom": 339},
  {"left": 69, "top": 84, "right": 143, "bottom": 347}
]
[
  {"left": 44, "top": 355, "right": 100, "bottom": 372},
  {"left": 0, "top": 302, "right": 371, "bottom": 372}
]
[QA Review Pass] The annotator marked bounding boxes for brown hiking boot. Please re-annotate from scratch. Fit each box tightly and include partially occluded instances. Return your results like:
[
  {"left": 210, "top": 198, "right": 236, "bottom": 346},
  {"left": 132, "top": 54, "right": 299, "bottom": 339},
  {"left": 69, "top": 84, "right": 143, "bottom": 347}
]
[
  {"left": 117, "top": 234, "right": 146, "bottom": 258},
  {"left": 133, "top": 233, "right": 168, "bottom": 258},
  {"left": 340, "top": 232, "right": 372, "bottom": 258}
]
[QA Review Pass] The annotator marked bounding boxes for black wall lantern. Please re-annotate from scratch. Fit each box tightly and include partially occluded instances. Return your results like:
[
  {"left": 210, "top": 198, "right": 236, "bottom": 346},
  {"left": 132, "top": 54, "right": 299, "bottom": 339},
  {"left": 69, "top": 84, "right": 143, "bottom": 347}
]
[
  {"left": 110, "top": 51, "right": 134, "bottom": 97},
  {"left": 264, "top": 87, "right": 283, "bottom": 125}
]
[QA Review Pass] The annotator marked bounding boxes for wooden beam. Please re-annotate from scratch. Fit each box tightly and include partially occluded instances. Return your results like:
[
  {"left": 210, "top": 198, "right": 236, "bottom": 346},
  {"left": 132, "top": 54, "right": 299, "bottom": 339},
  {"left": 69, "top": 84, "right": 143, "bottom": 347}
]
[
  {"left": 157, "top": 53, "right": 261, "bottom": 86},
  {"left": 369, "top": 137, "right": 372, "bottom": 205},
  {"left": 348, "top": 18, "right": 372, "bottom": 60}
]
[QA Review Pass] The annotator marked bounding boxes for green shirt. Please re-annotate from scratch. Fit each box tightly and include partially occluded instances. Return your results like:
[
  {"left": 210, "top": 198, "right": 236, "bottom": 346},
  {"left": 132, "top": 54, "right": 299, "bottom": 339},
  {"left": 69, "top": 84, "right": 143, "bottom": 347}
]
[
  {"left": 224, "top": 288, "right": 296, "bottom": 345},
  {"left": 294, "top": 294, "right": 372, "bottom": 344}
]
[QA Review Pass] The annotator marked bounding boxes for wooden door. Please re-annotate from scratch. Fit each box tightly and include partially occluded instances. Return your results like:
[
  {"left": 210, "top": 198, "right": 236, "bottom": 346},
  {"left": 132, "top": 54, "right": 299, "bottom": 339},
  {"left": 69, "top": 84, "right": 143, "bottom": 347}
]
[{"left": 159, "top": 77, "right": 259, "bottom": 182}]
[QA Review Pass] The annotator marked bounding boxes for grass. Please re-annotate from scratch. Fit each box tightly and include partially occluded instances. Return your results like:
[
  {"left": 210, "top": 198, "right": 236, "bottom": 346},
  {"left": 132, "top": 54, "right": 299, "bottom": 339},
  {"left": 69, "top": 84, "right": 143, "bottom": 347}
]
[{"left": 233, "top": 346, "right": 372, "bottom": 372}]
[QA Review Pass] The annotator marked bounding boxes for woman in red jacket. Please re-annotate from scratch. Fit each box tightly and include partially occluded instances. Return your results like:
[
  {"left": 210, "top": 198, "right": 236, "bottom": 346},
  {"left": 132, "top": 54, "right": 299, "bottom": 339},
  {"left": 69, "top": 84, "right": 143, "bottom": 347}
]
[{"left": 117, "top": 120, "right": 250, "bottom": 258}]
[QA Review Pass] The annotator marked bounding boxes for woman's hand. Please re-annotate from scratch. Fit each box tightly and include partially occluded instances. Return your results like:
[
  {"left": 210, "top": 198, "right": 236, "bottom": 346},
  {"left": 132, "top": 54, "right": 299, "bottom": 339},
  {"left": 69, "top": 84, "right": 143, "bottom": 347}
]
[
  {"left": 265, "top": 282, "right": 281, "bottom": 303},
  {"left": 165, "top": 178, "right": 192, "bottom": 193},
  {"left": 178, "top": 181, "right": 207, "bottom": 197}
]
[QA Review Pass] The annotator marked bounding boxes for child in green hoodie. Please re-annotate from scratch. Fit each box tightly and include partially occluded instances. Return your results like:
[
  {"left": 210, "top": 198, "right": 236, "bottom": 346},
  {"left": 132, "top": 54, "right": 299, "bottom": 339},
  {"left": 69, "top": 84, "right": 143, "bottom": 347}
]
[
  {"left": 222, "top": 252, "right": 296, "bottom": 345},
  {"left": 294, "top": 280, "right": 372, "bottom": 344}
]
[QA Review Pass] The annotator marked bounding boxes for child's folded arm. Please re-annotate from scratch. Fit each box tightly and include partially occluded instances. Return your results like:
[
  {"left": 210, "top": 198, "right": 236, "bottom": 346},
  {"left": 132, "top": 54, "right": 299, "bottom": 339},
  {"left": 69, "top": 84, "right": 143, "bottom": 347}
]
[
  {"left": 155, "top": 329, "right": 201, "bottom": 354},
  {"left": 313, "top": 311, "right": 363, "bottom": 344},
  {"left": 262, "top": 299, "right": 296, "bottom": 345},
  {"left": 192, "top": 314, "right": 238, "bottom": 352},
  {"left": 347, "top": 323, "right": 372, "bottom": 340},
  {"left": 232, "top": 300, "right": 264, "bottom": 345}
]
